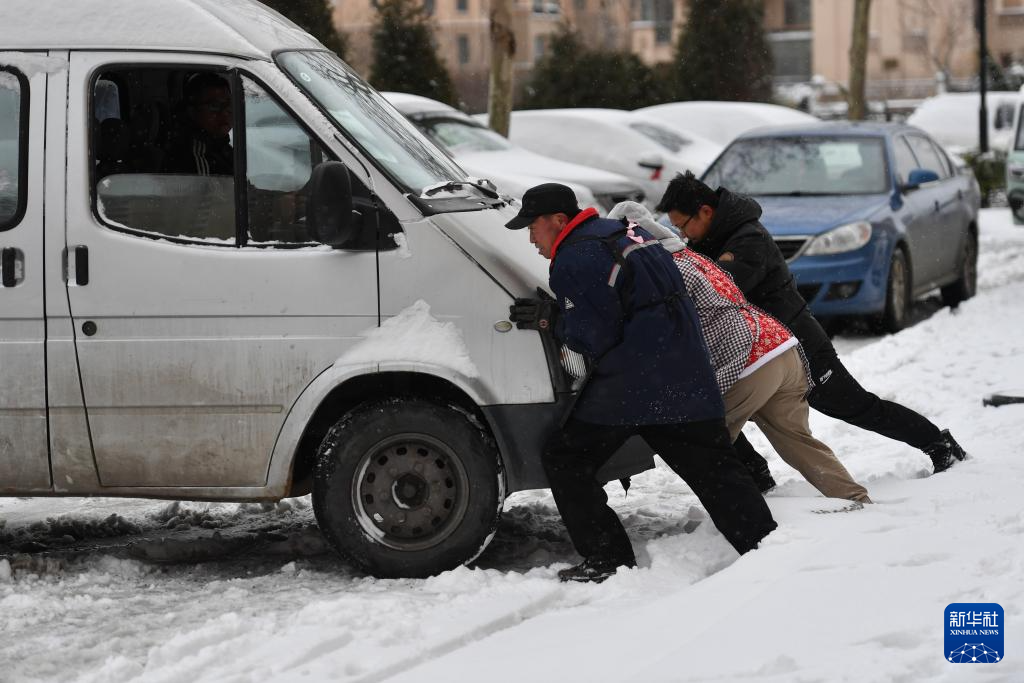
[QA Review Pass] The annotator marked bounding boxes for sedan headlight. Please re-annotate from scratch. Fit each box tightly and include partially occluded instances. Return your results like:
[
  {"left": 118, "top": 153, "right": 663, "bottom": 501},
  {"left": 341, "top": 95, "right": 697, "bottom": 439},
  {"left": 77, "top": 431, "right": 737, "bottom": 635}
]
[
  {"left": 1008, "top": 163, "right": 1024, "bottom": 179},
  {"left": 803, "top": 222, "right": 873, "bottom": 256}
]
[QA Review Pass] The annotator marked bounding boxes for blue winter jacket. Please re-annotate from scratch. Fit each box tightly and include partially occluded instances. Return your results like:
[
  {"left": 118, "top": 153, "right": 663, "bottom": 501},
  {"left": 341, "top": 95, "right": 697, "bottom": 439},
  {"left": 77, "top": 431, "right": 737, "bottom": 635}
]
[{"left": 550, "top": 211, "right": 724, "bottom": 425}]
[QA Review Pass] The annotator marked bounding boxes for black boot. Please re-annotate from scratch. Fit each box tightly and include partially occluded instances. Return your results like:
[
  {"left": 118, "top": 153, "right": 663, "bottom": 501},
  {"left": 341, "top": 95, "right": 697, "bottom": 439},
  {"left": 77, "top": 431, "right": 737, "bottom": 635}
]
[
  {"left": 557, "top": 556, "right": 636, "bottom": 584},
  {"left": 923, "top": 429, "right": 967, "bottom": 473},
  {"left": 751, "top": 464, "right": 777, "bottom": 494}
]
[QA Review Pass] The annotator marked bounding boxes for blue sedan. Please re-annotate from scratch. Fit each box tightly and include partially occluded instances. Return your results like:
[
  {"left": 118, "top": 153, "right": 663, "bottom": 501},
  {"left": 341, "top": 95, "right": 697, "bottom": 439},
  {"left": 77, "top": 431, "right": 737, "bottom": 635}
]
[{"left": 701, "top": 122, "right": 981, "bottom": 332}]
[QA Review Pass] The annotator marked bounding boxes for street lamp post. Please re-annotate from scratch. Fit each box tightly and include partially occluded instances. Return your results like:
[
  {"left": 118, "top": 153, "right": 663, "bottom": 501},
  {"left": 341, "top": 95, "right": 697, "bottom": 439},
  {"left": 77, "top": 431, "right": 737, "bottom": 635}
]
[{"left": 977, "top": 0, "right": 989, "bottom": 154}]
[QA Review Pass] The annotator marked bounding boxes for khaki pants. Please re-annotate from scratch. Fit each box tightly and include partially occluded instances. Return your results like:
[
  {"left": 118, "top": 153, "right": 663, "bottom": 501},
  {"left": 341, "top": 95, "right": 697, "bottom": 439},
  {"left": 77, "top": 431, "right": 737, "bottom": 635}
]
[{"left": 724, "top": 348, "right": 870, "bottom": 503}]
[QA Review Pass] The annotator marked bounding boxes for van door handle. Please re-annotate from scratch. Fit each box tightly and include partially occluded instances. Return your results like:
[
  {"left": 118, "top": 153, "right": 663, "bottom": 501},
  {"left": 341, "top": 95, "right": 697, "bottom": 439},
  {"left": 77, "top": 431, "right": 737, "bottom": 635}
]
[
  {"left": 65, "top": 245, "right": 89, "bottom": 286},
  {"left": 1, "top": 247, "right": 20, "bottom": 287},
  {"left": 934, "top": 200, "right": 940, "bottom": 213},
  {"left": 75, "top": 246, "right": 89, "bottom": 286}
]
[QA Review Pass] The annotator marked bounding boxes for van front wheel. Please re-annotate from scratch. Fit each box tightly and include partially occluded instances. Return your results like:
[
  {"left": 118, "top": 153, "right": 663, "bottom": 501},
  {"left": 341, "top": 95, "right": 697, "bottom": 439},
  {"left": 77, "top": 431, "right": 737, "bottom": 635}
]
[{"left": 313, "top": 399, "right": 504, "bottom": 578}]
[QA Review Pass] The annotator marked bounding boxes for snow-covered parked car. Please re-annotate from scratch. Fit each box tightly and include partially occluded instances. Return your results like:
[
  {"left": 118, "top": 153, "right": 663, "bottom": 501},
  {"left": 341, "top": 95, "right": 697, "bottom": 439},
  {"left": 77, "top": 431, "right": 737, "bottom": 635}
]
[
  {"left": 502, "top": 108, "right": 719, "bottom": 206},
  {"left": 636, "top": 100, "right": 818, "bottom": 148},
  {"left": 0, "top": 0, "right": 657, "bottom": 579},
  {"left": 382, "top": 92, "right": 645, "bottom": 212},
  {"left": 908, "top": 91, "right": 1022, "bottom": 155}
]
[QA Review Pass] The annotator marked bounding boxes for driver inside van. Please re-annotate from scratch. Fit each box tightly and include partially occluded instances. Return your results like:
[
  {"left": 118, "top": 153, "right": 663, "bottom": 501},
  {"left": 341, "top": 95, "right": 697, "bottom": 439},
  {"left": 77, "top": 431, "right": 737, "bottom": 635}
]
[{"left": 163, "top": 72, "right": 234, "bottom": 176}]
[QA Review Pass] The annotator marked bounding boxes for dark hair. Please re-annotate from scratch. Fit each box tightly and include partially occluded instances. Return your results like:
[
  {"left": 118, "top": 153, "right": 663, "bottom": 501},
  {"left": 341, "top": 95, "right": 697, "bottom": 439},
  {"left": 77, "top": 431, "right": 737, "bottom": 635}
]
[
  {"left": 655, "top": 171, "right": 719, "bottom": 215},
  {"left": 184, "top": 72, "right": 230, "bottom": 104}
]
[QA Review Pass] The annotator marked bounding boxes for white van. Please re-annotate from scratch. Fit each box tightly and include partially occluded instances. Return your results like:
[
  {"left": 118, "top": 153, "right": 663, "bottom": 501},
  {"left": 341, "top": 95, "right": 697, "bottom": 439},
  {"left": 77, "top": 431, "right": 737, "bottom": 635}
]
[{"left": 0, "top": 0, "right": 652, "bottom": 577}]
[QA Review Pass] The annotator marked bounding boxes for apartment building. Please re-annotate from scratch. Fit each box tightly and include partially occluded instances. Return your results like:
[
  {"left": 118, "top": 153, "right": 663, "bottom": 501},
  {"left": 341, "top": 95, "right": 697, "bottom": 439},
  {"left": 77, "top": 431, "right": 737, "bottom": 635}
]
[{"left": 332, "top": 0, "right": 1024, "bottom": 111}]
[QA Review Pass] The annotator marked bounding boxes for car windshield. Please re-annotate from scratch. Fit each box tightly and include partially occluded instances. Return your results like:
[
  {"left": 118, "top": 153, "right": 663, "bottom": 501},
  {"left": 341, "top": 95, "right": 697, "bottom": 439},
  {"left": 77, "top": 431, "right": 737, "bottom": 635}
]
[
  {"left": 629, "top": 122, "right": 690, "bottom": 153},
  {"left": 275, "top": 51, "right": 468, "bottom": 195},
  {"left": 703, "top": 136, "right": 889, "bottom": 195},
  {"left": 424, "top": 119, "right": 512, "bottom": 154}
]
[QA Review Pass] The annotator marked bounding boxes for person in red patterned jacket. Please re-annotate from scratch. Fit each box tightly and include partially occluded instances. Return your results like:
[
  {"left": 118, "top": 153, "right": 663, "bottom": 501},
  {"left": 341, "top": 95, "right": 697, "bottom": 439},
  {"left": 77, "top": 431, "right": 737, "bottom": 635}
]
[{"left": 610, "top": 202, "right": 870, "bottom": 503}]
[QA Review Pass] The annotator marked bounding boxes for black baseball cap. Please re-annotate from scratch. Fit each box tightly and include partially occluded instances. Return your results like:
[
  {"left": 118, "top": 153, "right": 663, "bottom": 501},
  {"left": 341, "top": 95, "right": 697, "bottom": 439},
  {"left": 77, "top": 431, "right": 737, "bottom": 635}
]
[{"left": 504, "top": 183, "right": 581, "bottom": 230}]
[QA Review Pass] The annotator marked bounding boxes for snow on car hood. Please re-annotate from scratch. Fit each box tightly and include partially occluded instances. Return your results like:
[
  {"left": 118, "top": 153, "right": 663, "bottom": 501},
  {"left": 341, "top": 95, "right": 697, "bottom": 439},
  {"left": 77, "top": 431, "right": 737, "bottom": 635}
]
[
  {"left": 457, "top": 148, "right": 640, "bottom": 195},
  {"left": 755, "top": 194, "right": 889, "bottom": 236},
  {"left": 430, "top": 206, "right": 551, "bottom": 298}
]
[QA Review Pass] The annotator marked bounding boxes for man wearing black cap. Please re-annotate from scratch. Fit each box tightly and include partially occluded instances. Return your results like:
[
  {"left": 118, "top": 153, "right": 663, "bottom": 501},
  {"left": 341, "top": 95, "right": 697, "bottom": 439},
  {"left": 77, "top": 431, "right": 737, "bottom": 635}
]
[{"left": 507, "top": 183, "right": 777, "bottom": 583}]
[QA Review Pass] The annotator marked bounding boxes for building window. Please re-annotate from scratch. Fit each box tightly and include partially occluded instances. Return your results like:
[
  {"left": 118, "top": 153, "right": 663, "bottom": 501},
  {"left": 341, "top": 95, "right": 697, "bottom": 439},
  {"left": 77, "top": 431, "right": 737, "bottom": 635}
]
[
  {"left": 654, "top": 0, "right": 673, "bottom": 44},
  {"left": 534, "top": 36, "right": 545, "bottom": 59},
  {"left": 424, "top": 0, "right": 435, "bottom": 15},
  {"left": 456, "top": 0, "right": 468, "bottom": 12},
  {"left": 532, "top": 0, "right": 560, "bottom": 14},
  {"left": 769, "top": 31, "right": 812, "bottom": 83},
  {"left": 458, "top": 35, "right": 471, "bottom": 65},
  {"left": 998, "top": 0, "right": 1024, "bottom": 13},
  {"left": 783, "top": 0, "right": 811, "bottom": 28},
  {"left": 574, "top": 0, "right": 585, "bottom": 9}
]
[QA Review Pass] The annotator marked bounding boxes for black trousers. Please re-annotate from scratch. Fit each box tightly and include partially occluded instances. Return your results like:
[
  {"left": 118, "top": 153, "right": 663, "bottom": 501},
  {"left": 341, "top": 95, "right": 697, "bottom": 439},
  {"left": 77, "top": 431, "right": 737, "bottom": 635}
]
[
  {"left": 542, "top": 417, "right": 777, "bottom": 562},
  {"left": 734, "top": 351, "right": 942, "bottom": 474}
]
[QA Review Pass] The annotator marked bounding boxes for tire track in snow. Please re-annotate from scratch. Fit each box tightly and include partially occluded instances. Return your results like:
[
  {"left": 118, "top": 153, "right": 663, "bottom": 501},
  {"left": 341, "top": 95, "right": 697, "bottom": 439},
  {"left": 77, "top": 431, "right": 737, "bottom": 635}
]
[{"left": 347, "top": 587, "right": 572, "bottom": 683}]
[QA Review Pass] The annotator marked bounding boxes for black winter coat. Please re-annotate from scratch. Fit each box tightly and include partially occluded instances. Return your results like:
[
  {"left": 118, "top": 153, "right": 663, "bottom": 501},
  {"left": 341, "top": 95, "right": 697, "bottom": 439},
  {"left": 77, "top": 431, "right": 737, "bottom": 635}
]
[
  {"left": 688, "top": 189, "right": 835, "bottom": 369},
  {"left": 163, "top": 126, "right": 234, "bottom": 176},
  {"left": 551, "top": 212, "right": 723, "bottom": 425}
]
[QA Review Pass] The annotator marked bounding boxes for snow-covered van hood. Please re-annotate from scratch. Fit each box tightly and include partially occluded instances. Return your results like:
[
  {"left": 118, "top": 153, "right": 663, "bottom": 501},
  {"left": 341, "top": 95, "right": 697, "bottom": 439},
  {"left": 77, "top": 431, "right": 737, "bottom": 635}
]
[
  {"left": 429, "top": 206, "right": 551, "bottom": 298},
  {"left": 755, "top": 194, "right": 890, "bottom": 237}
]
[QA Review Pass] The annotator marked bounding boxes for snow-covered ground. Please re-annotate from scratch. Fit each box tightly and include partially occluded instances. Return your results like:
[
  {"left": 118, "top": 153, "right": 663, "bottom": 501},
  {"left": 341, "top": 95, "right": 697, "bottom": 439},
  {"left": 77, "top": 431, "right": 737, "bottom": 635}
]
[{"left": 3, "top": 209, "right": 1023, "bottom": 682}]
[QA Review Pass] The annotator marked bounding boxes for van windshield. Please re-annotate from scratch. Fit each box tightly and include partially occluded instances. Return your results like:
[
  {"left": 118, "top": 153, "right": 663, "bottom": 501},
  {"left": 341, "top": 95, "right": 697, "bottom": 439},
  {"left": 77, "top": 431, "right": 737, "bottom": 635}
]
[{"left": 276, "top": 51, "right": 469, "bottom": 196}]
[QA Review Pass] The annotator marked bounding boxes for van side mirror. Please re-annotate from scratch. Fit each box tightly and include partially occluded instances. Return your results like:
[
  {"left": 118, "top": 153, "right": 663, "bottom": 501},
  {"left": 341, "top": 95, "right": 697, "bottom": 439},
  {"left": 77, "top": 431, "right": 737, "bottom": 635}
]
[
  {"left": 308, "top": 161, "right": 354, "bottom": 247},
  {"left": 902, "top": 168, "right": 940, "bottom": 191}
]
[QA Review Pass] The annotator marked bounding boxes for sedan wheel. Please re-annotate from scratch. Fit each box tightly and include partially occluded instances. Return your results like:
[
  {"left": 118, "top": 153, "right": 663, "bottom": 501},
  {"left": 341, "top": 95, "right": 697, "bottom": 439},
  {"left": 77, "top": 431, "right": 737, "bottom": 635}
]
[
  {"left": 876, "top": 248, "right": 910, "bottom": 334},
  {"left": 941, "top": 234, "right": 978, "bottom": 308}
]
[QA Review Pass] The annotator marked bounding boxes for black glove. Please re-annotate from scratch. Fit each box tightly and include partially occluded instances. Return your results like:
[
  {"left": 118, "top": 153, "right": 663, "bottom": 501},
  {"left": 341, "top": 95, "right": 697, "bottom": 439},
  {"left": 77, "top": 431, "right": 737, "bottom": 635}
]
[{"left": 509, "top": 288, "right": 560, "bottom": 331}]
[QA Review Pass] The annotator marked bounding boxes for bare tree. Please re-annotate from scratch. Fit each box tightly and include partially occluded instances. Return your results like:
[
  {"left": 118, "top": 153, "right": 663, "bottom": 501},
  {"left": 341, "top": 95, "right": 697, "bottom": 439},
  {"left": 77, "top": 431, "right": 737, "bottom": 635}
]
[
  {"left": 487, "top": 0, "right": 515, "bottom": 137},
  {"left": 848, "top": 0, "right": 872, "bottom": 120},
  {"left": 897, "top": 0, "right": 974, "bottom": 81}
]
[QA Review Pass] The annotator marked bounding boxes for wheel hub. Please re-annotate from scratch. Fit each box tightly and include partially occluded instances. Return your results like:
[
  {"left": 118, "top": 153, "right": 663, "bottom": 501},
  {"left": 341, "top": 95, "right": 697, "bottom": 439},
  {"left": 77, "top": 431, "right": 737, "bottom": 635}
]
[
  {"left": 393, "top": 473, "right": 429, "bottom": 509},
  {"left": 351, "top": 434, "right": 470, "bottom": 551}
]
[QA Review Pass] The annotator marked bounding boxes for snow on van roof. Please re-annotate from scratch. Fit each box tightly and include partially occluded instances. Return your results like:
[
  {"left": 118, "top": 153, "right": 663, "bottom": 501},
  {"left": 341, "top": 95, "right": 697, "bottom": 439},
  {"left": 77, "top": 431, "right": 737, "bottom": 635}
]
[{"left": 0, "top": 0, "right": 324, "bottom": 60}]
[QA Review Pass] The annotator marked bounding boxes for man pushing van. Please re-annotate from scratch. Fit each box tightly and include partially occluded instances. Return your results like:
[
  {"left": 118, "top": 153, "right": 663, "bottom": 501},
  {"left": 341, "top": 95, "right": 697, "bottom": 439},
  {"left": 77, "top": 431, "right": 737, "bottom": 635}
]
[{"left": 506, "top": 183, "right": 776, "bottom": 583}]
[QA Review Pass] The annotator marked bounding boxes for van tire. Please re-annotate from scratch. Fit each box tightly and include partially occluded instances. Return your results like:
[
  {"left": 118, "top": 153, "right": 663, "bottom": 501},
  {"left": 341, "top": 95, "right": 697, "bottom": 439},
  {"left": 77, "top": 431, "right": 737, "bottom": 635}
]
[
  {"left": 313, "top": 398, "right": 505, "bottom": 578},
  {"left": 940, "top": 233, "right": 977, "bottom": 309}
]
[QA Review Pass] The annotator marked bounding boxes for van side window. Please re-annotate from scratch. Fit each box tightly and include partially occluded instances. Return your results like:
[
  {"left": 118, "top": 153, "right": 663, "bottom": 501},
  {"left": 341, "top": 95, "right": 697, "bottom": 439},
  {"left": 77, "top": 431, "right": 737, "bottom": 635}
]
[
  {"left": 242, "top": 77, "right": 329, "bottom": 244},
  {"left": 93, "top": 68, "right": 237, "bottom": 242},
  {"left": 0, "top": 68, "right": 27, "bottom": 232}
]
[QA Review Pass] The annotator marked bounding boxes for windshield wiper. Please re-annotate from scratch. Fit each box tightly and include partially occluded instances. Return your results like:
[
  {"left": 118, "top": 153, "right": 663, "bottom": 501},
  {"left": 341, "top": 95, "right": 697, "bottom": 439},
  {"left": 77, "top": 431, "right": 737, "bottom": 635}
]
[
  {"left": 759, "top": 191, "right": 838, "bottom": 197},
  {"left": 423, "top": 179, "right": 500, "bottom": 199}
]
